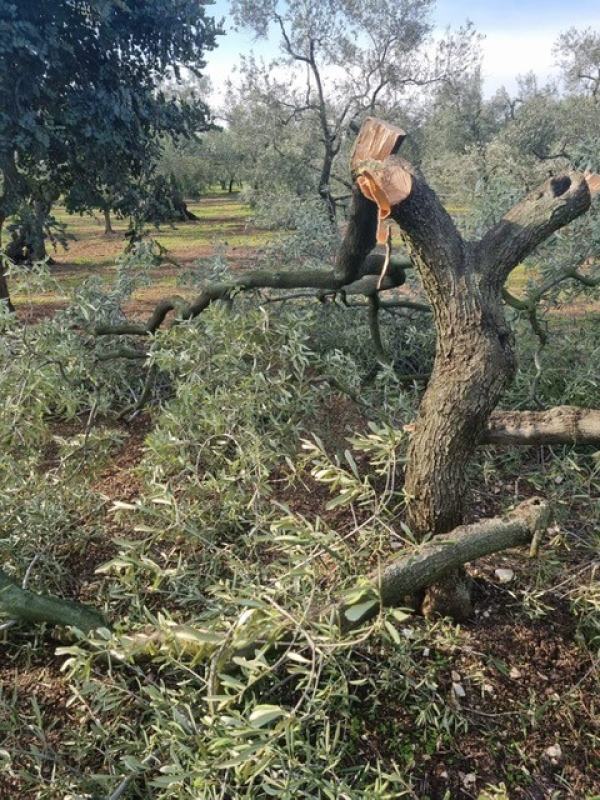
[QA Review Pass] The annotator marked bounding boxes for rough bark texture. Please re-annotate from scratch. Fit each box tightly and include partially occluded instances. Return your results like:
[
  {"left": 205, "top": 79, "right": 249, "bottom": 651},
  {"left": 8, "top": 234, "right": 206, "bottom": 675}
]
[
  {"left": 349, "top": 118, "right": 593, "bottom": 617},
  {"left": 93, "top": 255, "right": 411, "bottom": 336},
  {"left": 336, "top": 498, "right": 551, "bottom": 630},
  {"left": 484, "top": 406, "right": 600, "bottom": 446}
]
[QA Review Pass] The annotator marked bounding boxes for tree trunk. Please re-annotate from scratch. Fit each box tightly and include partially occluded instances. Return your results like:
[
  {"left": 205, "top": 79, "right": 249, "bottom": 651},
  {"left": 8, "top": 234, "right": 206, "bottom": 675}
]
[
  {"left": 103, "top": 206, "right": 114, "bottom": 235},
  {"left": 0, "top": 265, "right": 14, "bottom": 312},
  {"left": 349, "top": 118, "right": 593, "bottom": 618},
  {"left": 0, "top": 214, "right": 15, "bottom": 312},
  {"left": 5, "top": 199, "right": 51, "bottom": 263}
]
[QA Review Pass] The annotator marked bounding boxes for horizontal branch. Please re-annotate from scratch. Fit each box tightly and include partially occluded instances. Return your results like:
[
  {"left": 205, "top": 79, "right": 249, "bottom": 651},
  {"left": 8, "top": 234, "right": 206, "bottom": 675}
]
[
  {"left": 336, "top": 497, "right": 551, "bottom": 631},
  {"left": 0, "top": 568, "right": 108, "bottom": 633},
  {"left": 92, "top": 259, "right": 412, "bottom": 336},
  {"left": 483, "top": 405, "right": 600, "bottom": 446}
]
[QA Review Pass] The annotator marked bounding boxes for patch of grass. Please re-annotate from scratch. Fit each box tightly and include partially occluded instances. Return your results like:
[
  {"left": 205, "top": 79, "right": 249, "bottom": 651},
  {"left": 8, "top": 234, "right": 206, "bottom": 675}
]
[{"left": 10, "top": 195, "right": 271, "bottom": 310}]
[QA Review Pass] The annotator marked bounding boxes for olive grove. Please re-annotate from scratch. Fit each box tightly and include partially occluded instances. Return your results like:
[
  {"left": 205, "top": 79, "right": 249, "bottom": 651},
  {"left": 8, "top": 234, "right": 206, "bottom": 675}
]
[
  {"left": 0, "top": 0, "right": 220, "bottom": 298},
  {"left": 2, "top": 115, "right": 598, "bottom": 630},
  {"left": 1, "top": 11, "right": 600, "bottom": 796}
]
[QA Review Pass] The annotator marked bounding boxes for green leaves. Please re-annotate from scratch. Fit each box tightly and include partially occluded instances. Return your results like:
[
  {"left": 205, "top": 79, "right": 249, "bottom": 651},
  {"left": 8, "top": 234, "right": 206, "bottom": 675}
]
[{"left": 0, "top": 0, "right": 221, "bottom": 230}]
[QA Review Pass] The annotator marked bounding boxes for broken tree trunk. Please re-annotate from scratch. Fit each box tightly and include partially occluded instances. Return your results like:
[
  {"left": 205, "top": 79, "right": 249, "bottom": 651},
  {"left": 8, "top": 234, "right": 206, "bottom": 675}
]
[
  {"left": 0, "top": 568, "right": 108, "bottom": 633},
  {"left": 346, "top": 117, "right": 593, "bottom": 619}
]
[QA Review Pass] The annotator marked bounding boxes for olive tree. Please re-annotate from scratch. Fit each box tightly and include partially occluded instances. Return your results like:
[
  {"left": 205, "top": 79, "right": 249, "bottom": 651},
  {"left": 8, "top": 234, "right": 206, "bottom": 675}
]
[
  {"left": 227, "top": 0, "right": 479, "bottom": 217},
  {"left": 0, "top": 0, "right": 220, "bottom": 303}
]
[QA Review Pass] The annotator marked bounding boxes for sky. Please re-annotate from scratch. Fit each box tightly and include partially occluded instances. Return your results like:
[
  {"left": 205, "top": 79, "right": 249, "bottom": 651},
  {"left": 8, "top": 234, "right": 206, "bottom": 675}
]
[{"left": 203, "top": 0, "right": 600, "bottom": 100}]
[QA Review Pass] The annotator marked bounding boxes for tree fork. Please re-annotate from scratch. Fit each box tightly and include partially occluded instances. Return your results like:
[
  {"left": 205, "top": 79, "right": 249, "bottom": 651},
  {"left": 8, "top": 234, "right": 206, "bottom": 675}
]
[{"left": 347, "top": 117, "right": 593, "bottom": 619}]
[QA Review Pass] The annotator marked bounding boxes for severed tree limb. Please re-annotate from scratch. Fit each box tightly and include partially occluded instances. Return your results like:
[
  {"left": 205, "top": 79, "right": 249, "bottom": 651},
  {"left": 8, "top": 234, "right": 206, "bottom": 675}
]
[
  {"left": 0, "top": 568, "right": 108, "bottom": 633},
  {"left": 92, "top": 257, "right": 411, "bottom": 337},
  {"left": 106, "top": 499, "right": 552, "bottom": 663},
  {"left": 336, "top": 497, "right": 551, "bottom": 631},
  {"left": 483, "top": 405, "right": 600, "bottom": 446},
  {"left": 478, "top": 173, "right": 592, "bottom": 285}
]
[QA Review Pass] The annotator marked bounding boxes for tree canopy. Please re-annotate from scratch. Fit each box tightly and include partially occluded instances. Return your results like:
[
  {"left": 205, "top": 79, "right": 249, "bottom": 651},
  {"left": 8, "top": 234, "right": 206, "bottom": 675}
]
[
  {"left": 0, "top": 0, "right": 221, "bottom": 251},
  {"left": 227, "top": 0, "right": 479, "bottom": 215}
]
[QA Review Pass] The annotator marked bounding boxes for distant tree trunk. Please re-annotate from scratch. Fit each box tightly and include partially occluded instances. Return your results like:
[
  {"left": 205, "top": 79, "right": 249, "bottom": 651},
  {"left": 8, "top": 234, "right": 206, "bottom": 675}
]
[
  {"left": 0, "top": 260, "right": 14, "bottom": 312},
  {"left": 0, "top": 213, "right": 14, "bottom": 311},
  {"left": 5, "top": 199, "right": 51, "bottom": 263},
  {"left": 349, "top": 119, "right": 593, "bottom": 619},
  {"left": 228, "top": 178, "right": 235, "bottom": 193},
  {"left": 103, "top": 207, "right": 114, "bottom": 235}
]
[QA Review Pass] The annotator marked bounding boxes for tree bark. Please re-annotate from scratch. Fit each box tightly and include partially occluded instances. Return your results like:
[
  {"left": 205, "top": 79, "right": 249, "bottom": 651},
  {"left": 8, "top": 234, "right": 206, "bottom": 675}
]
[
  {"left": 336, "top": 497, "right": 551, "bottom": 630},
  {"left": 348, "top": 118, "right": 593, "bottom": 618},
  {"left": 103, "top": 206, "right": 114, "bottom": 235},
  {"left": 0, "top": 568, "right": 108, "bottom": 633},
  {"left": 484, "top": 406, "right": 600, "bottom": 446},
  {"left": 92, "top": 255, "right": 411, "bottom": 336}
]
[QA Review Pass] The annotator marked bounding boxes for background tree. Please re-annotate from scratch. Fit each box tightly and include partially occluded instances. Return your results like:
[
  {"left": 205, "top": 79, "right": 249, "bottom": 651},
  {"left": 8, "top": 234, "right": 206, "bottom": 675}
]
[
  {"left": 0, "top": 0, "right": 221, "bottom": 301},
  {"left": 228, "top": 0, "right": 480, "bottom": 217},
  {"left": 553, "top": 26, "right": 600, "bottom": 100}
]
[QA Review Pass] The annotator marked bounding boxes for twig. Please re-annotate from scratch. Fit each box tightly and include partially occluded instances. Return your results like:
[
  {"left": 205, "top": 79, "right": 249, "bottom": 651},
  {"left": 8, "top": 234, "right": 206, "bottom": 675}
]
[{"left": 107, "top": 748, "right": 161, "bottom": 800}]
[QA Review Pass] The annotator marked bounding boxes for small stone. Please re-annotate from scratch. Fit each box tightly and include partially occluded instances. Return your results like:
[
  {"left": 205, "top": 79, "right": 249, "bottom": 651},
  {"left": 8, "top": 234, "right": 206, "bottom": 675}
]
[
  {"left": 509, "top": 667, "right": 522, "bottom": 679},
  {"left": 483, "top": 683, "right": 495, "bottom": 694},
  {"left": 494, "top": 568, "right": 515, "bottom": 583},
  {"left": 461, "top": 772, "right": 477, "bottom": 788},
  {"left": 545, "top": 743, "right": 562, "bottom": 764},
  {"left": 451, "top": 670, "right": 462, "bottom": 682},
  {"left": 452, "top": 682, "right": 466, "bottom": 698}
]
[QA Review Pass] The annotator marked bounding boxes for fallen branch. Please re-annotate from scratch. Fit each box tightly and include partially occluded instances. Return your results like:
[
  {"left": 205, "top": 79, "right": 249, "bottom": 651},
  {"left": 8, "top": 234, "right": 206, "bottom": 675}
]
[
  {"left": 336, "top": 497, "right": 551, "bottom": 631},
  {"left": 483, "top": 405, "right": 600, "bottom": 446},
  {"left": 92, "top": 256, "right": 412, "bottom": 337},
  {"left": 62, "top": 499, "right": 551, "bottom": 663},
  {"left": 0, "top": 567, "right": 108, "bottom": 633}
]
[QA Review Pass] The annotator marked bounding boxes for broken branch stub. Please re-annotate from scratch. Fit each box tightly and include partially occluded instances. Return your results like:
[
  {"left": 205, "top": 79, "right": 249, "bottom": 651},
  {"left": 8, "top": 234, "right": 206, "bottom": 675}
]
[
  {"left": 350, "top": 117, "right": 407, "bottom": 169},
  {"left": 351, "top": 119, "right": 413, "bottom": 243},
  {"left": 584, "top": 169, "right": 600, "bottom": 196}
]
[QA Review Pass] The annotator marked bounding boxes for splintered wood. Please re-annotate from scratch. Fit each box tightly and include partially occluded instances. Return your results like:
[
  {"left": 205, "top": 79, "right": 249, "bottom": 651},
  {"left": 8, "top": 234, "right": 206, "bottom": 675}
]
[
  {"left": 352, "top": 118, "right": 412, "bottom": 243},
  {"left": 351, "top": 117, "right": 407, "bottom": 167},
  {"left": 584, "top": 169, "right": 600, "bottom": 196}
]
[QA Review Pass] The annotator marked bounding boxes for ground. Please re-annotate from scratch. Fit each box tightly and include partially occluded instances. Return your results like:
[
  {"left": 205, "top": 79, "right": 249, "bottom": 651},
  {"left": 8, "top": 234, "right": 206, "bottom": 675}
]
[{"left": 1, "top": 195, "right": 598, "bottom": 799}]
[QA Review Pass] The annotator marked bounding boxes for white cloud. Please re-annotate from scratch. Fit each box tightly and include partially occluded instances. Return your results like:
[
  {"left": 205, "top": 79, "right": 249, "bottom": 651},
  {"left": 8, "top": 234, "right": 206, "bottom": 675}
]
[{"left": 479, "top": 28, "right": 561, "bottom": 95}]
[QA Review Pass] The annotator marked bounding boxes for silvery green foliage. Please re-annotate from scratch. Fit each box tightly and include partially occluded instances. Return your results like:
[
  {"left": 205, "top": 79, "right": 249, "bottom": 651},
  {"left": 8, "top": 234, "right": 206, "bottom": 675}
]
[
  {"left": 226, "top": 0, "right": 479, "bottom": 211},
  {"left": 253, "top": 196, "right": 340, "bottom": 266}
]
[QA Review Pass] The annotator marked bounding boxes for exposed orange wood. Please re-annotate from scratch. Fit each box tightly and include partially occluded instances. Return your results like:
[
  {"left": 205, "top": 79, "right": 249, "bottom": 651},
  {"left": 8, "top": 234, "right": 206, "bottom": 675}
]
[
  {"left": 351, "top": 117, "right": 406, "bottom": 169},
  {"left": 584, "top": 169, "right": 600, "bottom": 196}
]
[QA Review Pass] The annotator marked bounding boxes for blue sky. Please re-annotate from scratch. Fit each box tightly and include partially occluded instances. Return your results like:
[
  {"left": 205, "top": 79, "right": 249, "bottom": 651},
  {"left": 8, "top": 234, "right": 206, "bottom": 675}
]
[{"left": 203, "top": 0, "right": 600, "bottom": 99}]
